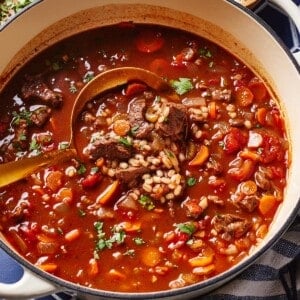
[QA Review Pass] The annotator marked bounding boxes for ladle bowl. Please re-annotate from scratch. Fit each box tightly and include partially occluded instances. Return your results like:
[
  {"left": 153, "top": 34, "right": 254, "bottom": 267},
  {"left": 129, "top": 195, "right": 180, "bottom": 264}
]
[{"left": 0, "top": 67, "right": 173, "bottom": 188}]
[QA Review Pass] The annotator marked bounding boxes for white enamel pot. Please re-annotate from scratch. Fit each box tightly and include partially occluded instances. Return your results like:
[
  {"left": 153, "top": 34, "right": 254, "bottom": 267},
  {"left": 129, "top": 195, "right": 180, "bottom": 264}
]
[{"left": 0, "top": 0, "right": 299, "bottom": 299}]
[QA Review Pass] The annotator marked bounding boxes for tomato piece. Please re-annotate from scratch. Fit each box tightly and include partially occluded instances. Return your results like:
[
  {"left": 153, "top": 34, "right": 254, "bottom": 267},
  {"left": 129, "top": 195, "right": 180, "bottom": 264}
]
[
  {"left": 82, "top": 173, "right": 102, "bottom": 189},
  {"left": 259, "top": 134, "right": 285, "bottom": 164},
  {"left": 149, "top": 58, "right": 170, "bottom": 76},
  {"left": 223, "top": 128, "right": 247, "bottom": 154},
  {"left": 248, "top": 77, "right": 267, "bottom": 101},
  {"left": 235, "top": 86, "right": 254, "bottom": 107},
  {"left": 125, "top": 82, "right": 147, "bottom": 97},
  {"left": 135, "top": 30, "right": 164, "bottom": 53}
]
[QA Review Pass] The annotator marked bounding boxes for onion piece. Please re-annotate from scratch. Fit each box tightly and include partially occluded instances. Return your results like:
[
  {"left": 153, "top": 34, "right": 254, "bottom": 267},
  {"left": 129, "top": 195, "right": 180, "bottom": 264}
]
[{"left": 182, "top": 97, "right": 206, "bottom": 107}]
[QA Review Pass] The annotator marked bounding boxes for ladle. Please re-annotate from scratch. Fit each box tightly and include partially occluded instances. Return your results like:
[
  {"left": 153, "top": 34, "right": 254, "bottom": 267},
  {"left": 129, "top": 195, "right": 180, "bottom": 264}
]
[{"left": 0, "top": 67, "right": 173, "bottom": 188}]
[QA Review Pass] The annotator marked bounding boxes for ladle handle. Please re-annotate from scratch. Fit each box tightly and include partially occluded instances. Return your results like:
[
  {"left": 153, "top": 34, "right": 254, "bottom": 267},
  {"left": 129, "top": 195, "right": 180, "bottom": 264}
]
[{"left": 0, "top": 149, "right": 76, "bottom": 188}]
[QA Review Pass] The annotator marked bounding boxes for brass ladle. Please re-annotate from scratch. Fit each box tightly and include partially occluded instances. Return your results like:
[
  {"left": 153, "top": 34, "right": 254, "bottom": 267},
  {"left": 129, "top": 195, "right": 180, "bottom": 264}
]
[{"left": 0, "top": 67, "right": 173, "bottom": 188}]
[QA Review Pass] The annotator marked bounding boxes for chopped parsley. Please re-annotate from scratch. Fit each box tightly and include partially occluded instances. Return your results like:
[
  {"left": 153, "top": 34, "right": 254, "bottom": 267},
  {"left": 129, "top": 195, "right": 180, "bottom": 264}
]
[
  {"left": 29, "top": 138, "right": 41, "bottom": 152},
  {"left": 199, "top": 47, "right": 213, "bottom": 58},
  {"left": 187, "top": 177, "right": 197, "bottom": 187},
  {"left": 78, "top": 209, "right": 86, "bottom": 217},
  {"left": 130, "top": 125, "right": 140, "bottom": 136},
  {"left": 133, "top": 237, "right": 145, "bottom": 245},
  {"left": 175, "top": 222, "right": 197, "bottom": 236},
  {"left": 12, "top": 110, "right": 32, "bottom": 126},
  {"left": 170, "top": 78, "right": 193, "bottom": 95},
  {"left": 77, "top": 163, "right": 87, "bottom": 175},
  {"left": 83, "top": 71, "right": 95, "bottom": 83},
  {"left": 69, "top": 81, "right": 78, "bottom": 94},
  {"left": 119, "top": 137, "right": 132, "bottom": 147},
  {"left": 138, "top": 195, "right": 155, "bottom": 211},
  {"left": 94, "top": 222, "right": 126, "bottom": 254}
]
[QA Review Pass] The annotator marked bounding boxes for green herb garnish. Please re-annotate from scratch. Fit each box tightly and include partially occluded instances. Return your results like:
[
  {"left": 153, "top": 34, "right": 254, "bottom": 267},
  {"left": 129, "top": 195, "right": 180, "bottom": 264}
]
[
  {"left": 133, "top": 237, "right": 145, "bottom": 245},
  {"left": 199, "top": 47, "right": 213, "bottom": 58},
  {"left": 187, "top": 177, "right": 197, "bottom": 187},
  {"left": 138, "top": 195, "right": 155, "bottom": 211},
  {"left": 170, "top": 78, "right": 193, "bottom": 95},
  {"left": 175, "top": 222, "right": 197, "bottom": 236},
  {"left": 83, "top": 71, "right": 95, "bottom": 83},
  {"left": 12, "top": 110, "right": 32, "bottom": 126},
  {"left": 77, "top": 163, "right": 87, "bottom": 175},
  {"left": 119, "top": 137, "right": 132, "bottom": 147}
]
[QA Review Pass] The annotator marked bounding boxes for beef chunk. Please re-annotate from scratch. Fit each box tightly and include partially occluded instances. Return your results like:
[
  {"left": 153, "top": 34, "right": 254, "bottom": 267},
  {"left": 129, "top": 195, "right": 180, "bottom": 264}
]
[
  {"left": 115, "top": 166, "right": 149, "bottom": 185},
  {"left": 233, "top": 195, "right": 259, "bottom": 212},
  {"left": 84, "top": 136, "right": 132, "bottom": 161},
  {"left": 21, "top": 76, "right": 63, "bottom": 108},
  {"left": 13, "top": 120, "right": 28, "bottom": 150},
  {"left": 156, "top": 103, "right": 187, "bottom": 139},
  {"left": 30, "top": 106, "right": 52, "bottom": 127},
  {"left": 128, "top": 98, "right": 154, "bottom": 139},
  {"left": 211, "top": 214, "right": 251, "bottom": 239}
]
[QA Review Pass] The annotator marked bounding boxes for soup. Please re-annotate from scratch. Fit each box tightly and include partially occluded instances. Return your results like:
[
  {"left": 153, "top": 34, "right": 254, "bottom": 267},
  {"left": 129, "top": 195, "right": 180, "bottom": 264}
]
[{"left": 0, "top": 24, "right": 288, "bottom": 292}]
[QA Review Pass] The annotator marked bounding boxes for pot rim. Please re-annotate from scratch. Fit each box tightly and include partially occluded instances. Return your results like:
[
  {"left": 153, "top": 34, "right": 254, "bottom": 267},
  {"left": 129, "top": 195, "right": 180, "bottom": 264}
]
[{"left": 0, "top": 0, "right": 299, "bottom": 298}]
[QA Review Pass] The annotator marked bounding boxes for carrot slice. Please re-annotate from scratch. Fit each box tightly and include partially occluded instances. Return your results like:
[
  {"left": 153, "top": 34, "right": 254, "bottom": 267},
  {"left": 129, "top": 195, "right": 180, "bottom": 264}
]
[
  {"left": 258, "top": 194, "right": 278, "bottom": 216},
  {"left": 140, "top": 246, "right": 162, "bottom": 267},
  {"left": 248, "top": 78, "right": 267, "bottom": 101},
  {"left": 208, "top": 101, "right": 217, "bottom": 119},
  {"left": 235, "top": 86, "right": 254, "bottom": 107},
  {"left": 239, "top": 180, "right": 257, "bottom": 195},
  {"left": 256, "top": 107, "right": 267, "bottom": 125},
  {"left": 135, "top": 30, "right": 164, "bottom": 53},
  {"left": 240, "top": 149, "right": 260, "bottom": 161},
  {"left": 96, "top": 180, "right": 119, "bottom": 205},
  {"left": 149, "top": 58, "right": 170, "bottom": 76},
  {"left": 189, "top": 145, "right": 209, "bottom": 166},
  {"left": 118, "top": 221, "right": 141, "bottom": 232},
  {"left": 113, "top": 119, "right": 130, "bottom": 136}
]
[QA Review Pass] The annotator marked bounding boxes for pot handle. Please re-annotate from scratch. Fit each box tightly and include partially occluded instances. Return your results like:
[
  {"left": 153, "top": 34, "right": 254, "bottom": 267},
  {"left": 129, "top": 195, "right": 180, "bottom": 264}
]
[
  {"left": 0, "top": 263, "right": 61, "bottom": 299},
  {"left": 269, "top": 0, "right": 300, "bottom": 65}
]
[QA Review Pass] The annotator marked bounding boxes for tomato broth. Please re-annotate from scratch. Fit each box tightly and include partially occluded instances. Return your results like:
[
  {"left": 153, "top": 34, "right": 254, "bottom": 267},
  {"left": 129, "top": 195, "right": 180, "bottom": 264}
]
[{"left": 0, "top": 24, "right": 288, "bottom": 292}]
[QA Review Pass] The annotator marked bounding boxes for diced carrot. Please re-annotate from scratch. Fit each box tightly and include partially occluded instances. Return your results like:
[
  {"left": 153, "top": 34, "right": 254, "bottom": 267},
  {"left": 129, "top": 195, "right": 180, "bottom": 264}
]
[
  {"left": 239, "top": 180, "right": 257, "bottom": 195},
  {"left": 192, "top": 264, "right": 215, "bottom": 275},
  {"left": 96, "top": 180, "right": 119, "bottom": 205},
  {"left": 256, "top": 107, "right": 267, "bottom": 125},
  {"left": 235, "top": 86, "right": 254, "bottom": 107},
  {"left": 56, "top": 187, "right": 73, "bottom": 202},
  {"left": 258, "top": 194, "right": 278, "bottom": 216},
  {"left": 45, "top": 170, "right": 64, "bottom": 192},
  {"left": 118, "top": 221, "right": 141, "bottom": 232},
  {"left": 39, "top": 263, "right": 58, "bottom": 273},
  {"left": 208, "top": 101, "right": 217, "bottom": 119},
  {"left": 149, "top": 58, "right": 170, "bottom": 76},
  {"left": 135, "top": 30, "right": 165, "bottom": 53},
  {"left": 88, "top": 258, "right": 99, "bottom": 276},
  {"left": 113, "top": 119, "right": 130, "bottom": 136},
  {"left": 240, "top": 149, "right": 260, "bottom": 161},
  {"left": 188, "top": 255, "right": 214, "bottom": 267},
  {"left": 189, "top": 145, "right": 209, "bottom": 166},
  {"left": 248, "top": 78, "right": 267, "bottom": 101},
  {"left": 256, "top": 224, "right": 268, "bottom": 239},
  {"left": 64, "top": 229, "right": 81, "bottom": 242},
  {"left": 140, "top": 246, "right": 162, "bottom": 267},
  {"left": 108, "top": 268, "right": 126, "bottom": 280}
]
